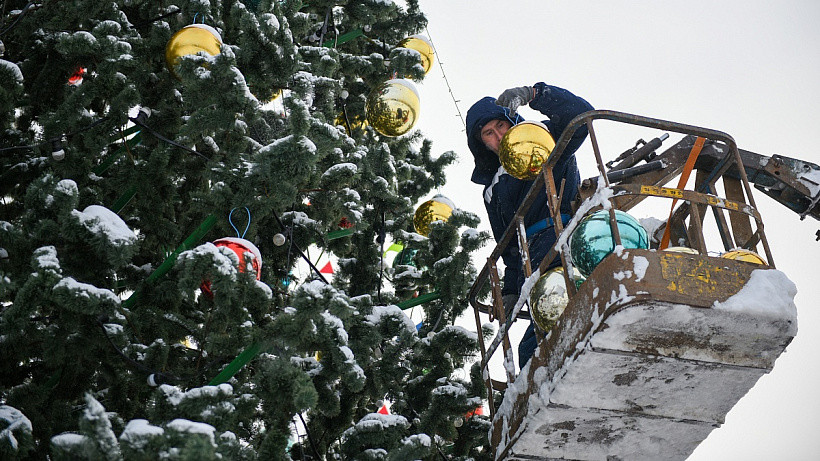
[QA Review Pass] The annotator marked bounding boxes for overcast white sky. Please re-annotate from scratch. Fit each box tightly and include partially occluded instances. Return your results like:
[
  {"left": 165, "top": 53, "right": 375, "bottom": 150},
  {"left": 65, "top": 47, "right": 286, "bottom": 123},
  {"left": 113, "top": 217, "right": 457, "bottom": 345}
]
[{"left": 411, "top": 1, "right": 820, "bottom": 459}]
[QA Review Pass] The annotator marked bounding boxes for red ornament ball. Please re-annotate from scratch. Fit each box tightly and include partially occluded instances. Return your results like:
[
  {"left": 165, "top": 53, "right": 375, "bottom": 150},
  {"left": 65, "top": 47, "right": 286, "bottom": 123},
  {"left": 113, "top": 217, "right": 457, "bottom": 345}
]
[
  {"left": 68, "top": 67, "right": 87, "bottom": 86},
  {"left": 200, "top": 237, "right": 262, "bottom": 298},
  {"left": 338, "top": 217, "right": 354, "bottom": 229}
]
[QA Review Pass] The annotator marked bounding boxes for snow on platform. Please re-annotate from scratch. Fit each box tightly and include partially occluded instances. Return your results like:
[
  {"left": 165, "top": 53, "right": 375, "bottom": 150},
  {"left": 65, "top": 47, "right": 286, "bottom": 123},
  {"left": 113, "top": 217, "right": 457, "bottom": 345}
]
[{"left": 494, "top": 249, "right": 797, "bottom": 460}]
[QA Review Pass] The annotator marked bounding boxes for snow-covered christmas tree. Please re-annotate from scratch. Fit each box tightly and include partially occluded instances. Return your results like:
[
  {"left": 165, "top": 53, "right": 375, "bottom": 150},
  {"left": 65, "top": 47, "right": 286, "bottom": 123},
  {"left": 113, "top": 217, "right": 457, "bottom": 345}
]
[{"left": 0, "top": 1, "right": 492, "bottom": 458}]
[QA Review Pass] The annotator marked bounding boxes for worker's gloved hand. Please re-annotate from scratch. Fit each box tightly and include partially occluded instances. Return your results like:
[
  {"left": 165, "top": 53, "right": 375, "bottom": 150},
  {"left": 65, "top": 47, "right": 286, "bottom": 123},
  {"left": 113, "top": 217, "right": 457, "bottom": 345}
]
[{"left": 496, "top": 86, "right": 535, "bottom": 118}]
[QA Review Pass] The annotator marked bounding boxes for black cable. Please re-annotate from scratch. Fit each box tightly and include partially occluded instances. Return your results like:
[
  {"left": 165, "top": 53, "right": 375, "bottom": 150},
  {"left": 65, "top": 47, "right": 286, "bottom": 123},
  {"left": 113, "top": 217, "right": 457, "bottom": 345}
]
[
  {"left": 428, "top": 308, "right": 445, "bottom": 333},
  {"left": 96, "top": 315, "right": 235, "bottom": 387},
  {"left": 96, "top": 317, "right": 182, "bottom": 384},
  {"left": 318, "top": 7, "right": 331, "bottom": 45},
  {"left": 0, "top": 115, "right": 110, "bottom": 154},
  {"left": 134, "top": 7, "right": 181, "bottom": 28},
  {"left": 128, "top": 115, "right": 211, "bottom": 161},
  {"left": 67, "top": 115, "right": 111, "bottom": 136},
  {"left": 272, "top": 211, "right": 329, "bottom": 285},
  {"left": 377, "top": 211, "right": 385, "bottom": 303},
  {"left": 0, "top": 1, "right": 36, "bottom": 37},
  {"left": 297, "top": 412, "right": 322, "bottom": 460},
  {"left": 0, "top": 144, "right": 39, "bottom": 154},
  {"left": 291, "top": 419, "right": 307, "bottom": 461}
]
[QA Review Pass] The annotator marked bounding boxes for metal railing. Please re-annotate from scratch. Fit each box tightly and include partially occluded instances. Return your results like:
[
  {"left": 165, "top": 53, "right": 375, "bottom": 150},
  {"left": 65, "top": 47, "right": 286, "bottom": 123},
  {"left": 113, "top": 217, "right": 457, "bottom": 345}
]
[{"left": 469, "top": 110, "right": 773, "bottom": 419}]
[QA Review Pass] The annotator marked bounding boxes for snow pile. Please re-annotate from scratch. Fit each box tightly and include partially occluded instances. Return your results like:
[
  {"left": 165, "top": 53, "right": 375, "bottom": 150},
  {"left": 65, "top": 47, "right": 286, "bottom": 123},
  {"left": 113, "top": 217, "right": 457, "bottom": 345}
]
[
  {"left": 0, "top": 59, "right": 24, "bottom": 83},
  {"left": 179, "top": 243, "right": 238, "bottom": 277},
  {"left": 797, "top": 168, "right": 820, "bottom": 197},
  {"left": 401, "top": 433, "right": 431, "bottom": 448},
  {"left": 438, "top": 325, "right": 479, "bottom": 342},
  {"left": 639, "top": 216, "right": 664, "bottom": 243},
  {"left": 34, "top": 246, "right": 61, "bottom": 272},
  {"left": 83, "top": 394, "right": 121, "bottom": 457},
  {"left": 432, "top": 383, "right": 467, "bottom": 399},
  {"left": 322, "top": 162, "right": 358, "bottom": 178},
  {"left": 344, "top": 412, "right": 409, "bottom": 436},
  {"left": 54, "top": 277, "right": 121, "bottom": 305},
  {"left": 55, "top": 179, "right": 79, "bottom": 197},
  {"left": 366, "top": 304, "right": 418, "bottom": 334},
  {"left": 72, "top": 205, "right": 137, "bottom": 247},
  {"left": 0, "top": 405, "right": 33, "bottom": 451},
  {"left": 632, "top": 255, "right": 649, "bottom": 282},
  {"left": 159, "top": 383, "right": 233, "bottom": 407},
  {"left": 166, "top": 419, "right": 217, "bottom": 446},
  {"left": 713, "top": 269, "right": 798, "bottom": 322},
  {"left": 321, "top": 311, "right": 349, "bottom": 343},
  {"left": 50, "top": 433, "right": 91, "bottom": 451},
  {"left": 255, "top": 280, "right": 273, "bottom": 299},
  {"left": 119, "top": 419, "right": 164, "bottom": 449}
]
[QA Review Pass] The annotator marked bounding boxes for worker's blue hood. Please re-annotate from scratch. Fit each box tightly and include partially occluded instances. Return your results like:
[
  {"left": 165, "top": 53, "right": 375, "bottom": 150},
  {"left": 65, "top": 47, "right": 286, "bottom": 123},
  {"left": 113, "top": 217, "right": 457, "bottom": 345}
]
[{"left": 466, "top": 97, "right": 523, "bottom": 185}]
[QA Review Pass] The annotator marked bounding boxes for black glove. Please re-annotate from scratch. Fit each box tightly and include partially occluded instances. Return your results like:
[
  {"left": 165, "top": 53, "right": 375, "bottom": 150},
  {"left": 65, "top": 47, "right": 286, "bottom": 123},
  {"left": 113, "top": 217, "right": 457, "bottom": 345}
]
[{"left": 496, "top": 86, "right": 535, "bottom": 118}]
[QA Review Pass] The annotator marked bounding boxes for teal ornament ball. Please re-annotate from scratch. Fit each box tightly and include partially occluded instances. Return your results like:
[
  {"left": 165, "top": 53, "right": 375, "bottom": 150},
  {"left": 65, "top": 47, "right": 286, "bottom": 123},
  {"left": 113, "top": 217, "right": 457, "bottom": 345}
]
[
  {"left": 393, "top": 247, "right": 418, "bottom": 268},
  {"left": 569, "top": 209, "right": 648, "bottom": 277}
]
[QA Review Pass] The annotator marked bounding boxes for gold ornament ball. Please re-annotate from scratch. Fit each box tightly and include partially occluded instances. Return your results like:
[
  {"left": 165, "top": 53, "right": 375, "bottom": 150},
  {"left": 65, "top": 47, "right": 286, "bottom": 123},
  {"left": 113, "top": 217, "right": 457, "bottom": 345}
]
[
  {"left": 529, "top": 266, "right": 583, "bottom": 332},
  {"left": 498, "top": 121, "right": 556, "bottom": 180},
  {"left": 721, "top": 248, "right": 766, "bottom": 265},
  {"left": 413, "top": 195, "right": 455, "bottom": 237},
  {"left": 664, "top": 246, "right": 699, "bottom": 254},
  {"left": 365, "top": 78, "right": 420, "bottom": 137},
  {"left": 334, "top": 111, "right": 369, "bottom": 135},
  {"left": 165, "top": 24, "right": 223, "bottom": 76},
  {"left": 252, "top": 87, "right": 282, "bottom": 102},
  {"left": 249, "top": 85, "right": 282, "bottom": 102},
  {"left": 397, "top": 35, "right": 435, "bottom": 75}
]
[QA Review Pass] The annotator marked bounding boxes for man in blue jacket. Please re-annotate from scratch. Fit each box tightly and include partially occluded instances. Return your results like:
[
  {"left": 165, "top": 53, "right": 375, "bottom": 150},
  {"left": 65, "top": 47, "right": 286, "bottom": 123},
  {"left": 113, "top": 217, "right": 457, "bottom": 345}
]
[{"left": 466, "top": 82, "right": 593, "bottom": 367}]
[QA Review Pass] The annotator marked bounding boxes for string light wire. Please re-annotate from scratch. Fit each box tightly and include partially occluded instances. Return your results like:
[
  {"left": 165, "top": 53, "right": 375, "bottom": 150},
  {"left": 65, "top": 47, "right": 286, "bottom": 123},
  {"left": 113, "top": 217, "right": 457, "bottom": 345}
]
[{"left": 425, "top": 25, "right": 466, "bottom": 130}]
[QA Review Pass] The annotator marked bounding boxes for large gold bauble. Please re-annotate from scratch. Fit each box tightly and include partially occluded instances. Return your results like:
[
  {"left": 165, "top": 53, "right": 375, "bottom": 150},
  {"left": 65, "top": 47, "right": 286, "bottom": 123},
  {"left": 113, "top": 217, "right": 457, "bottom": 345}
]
[
  {"left": 498, "top": 121, "right": 556, "bottom": 180},
  {"left": 721, "top": 248, "right": 766, "bottom": 265},
  {"left": 334, "top": 111, "right": 369, "bottom": 135},
  {"left": 413, "top": 195, "right": 454, "bottom": 237},
  {"left": 529, "top": 266, "right": 584, "bottom": 332},
  {"left": 397, "top": 35, "right": 435, "bottom": 75},
  {"left": 365, "top": 79, "right": 420, "bottom": 137},
  {"left": 165, "top": 24, "right": 223, "bottom": 76}
]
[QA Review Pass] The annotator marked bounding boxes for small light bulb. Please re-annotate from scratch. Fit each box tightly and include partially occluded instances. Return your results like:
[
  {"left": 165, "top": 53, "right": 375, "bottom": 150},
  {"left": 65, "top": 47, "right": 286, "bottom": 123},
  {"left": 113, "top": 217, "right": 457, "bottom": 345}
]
[
  {"left": 273, "top": 233, "right": 286, "bottom": 246},
  {"left": 51, "top": 140, "right": 65, "bottom": 160},
  {"left": 453, "top": 417, "right": 464, "bottom": 428},
  {"left": 340, "top": 89, "right": 349, "bottom": 99}
]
